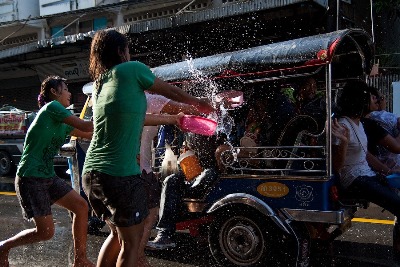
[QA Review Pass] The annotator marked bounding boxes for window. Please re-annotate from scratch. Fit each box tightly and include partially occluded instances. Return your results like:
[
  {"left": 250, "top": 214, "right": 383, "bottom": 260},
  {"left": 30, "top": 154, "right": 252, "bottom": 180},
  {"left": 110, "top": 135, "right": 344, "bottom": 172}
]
[
  {"left": 64, "top": 23, "right": 77, "bottom": 36},
  {"left": 51, "top": 26, "right": 64, "bottom": 38},
  {"left": 79, "top": 20, "right": 92, "bottom": 33},
  {"left": 93, "top": 17, "right": 107, "bottom": 31}
]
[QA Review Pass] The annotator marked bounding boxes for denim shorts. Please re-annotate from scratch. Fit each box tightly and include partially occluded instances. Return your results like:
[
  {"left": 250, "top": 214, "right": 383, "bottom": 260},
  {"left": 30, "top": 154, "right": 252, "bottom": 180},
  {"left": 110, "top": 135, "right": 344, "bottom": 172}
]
[
  {"left": 15, "top": 175, "right": 72, "bottom": 221},
  {"left": 142, "top": 170, "right": 161, "bottom": 209},
  {"left": 82, "top": 170, "right": 149, "bottom": 227}
]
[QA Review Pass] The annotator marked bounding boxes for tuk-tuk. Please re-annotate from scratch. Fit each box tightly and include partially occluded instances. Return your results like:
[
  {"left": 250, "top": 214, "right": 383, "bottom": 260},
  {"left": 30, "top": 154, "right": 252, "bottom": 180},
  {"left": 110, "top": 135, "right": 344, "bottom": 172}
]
[{"left": 62, "top": 28, "right": 374, "bottom": 267}]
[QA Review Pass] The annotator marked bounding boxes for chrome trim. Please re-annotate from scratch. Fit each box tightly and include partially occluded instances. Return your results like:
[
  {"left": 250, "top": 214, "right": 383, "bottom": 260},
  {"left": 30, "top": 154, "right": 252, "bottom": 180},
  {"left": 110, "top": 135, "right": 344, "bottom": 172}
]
[
  {"left": 218, "top": 174, "right": 332, "bottom": 181},
  {"left": 326, "top": 63, "right": 333, "bottom": 176},
  {"left": 207, "top": 193, "right": 290, "bottom": 234},
  {"left": 282, "top": 208, "right": 353, "bottom": 224}
]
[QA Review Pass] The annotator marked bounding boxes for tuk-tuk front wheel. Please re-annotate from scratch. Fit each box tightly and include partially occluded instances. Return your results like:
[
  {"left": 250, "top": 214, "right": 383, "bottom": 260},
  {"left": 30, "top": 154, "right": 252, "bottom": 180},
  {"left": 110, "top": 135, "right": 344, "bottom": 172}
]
[{"left": 209, "top": 208, "right": 279, "bottom": 267}]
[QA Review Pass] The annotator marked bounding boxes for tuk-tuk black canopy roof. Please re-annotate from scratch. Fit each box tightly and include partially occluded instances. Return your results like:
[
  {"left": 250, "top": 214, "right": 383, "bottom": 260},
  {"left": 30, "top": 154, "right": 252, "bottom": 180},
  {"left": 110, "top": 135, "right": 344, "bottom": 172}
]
[{"left": 152, "top": 29, "right": 374, "bottom": 83}]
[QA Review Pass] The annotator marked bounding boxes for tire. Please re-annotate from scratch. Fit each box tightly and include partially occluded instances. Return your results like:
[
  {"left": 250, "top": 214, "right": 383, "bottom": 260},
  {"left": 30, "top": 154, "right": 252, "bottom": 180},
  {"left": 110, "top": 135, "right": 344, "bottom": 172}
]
[
  {"left": 0, "top": 151, "right": 12, "bottom": 176},
  {"left": 209, "top": 207, "right": 283, "bottom": 267}
]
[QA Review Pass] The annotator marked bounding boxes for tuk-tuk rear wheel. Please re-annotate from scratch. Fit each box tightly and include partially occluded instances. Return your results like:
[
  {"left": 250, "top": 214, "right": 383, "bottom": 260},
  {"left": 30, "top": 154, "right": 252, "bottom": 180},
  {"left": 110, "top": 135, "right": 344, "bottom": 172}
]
[{"left": 209, "top": 208, "right": 280, "bottom": 267}]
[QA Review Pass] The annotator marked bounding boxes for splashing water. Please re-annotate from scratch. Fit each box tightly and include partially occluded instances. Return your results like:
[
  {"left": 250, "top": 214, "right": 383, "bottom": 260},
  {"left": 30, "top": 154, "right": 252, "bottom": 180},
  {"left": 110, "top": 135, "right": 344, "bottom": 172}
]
[
  {"left": 216, "top": 105, "right": 234, "bottom": 140},
  {"left": 185, "top": 55, "right": 235, "bottom": 140}
]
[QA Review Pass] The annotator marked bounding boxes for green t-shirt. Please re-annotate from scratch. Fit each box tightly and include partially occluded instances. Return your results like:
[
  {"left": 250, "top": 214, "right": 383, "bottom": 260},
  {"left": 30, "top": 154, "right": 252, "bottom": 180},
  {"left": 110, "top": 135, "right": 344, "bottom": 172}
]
[
  {"left": 17, "top": 101, "right": 74, "bottom": 178},
  {"left": 83, "top": 61, "right": 156, "bottom": 177}
]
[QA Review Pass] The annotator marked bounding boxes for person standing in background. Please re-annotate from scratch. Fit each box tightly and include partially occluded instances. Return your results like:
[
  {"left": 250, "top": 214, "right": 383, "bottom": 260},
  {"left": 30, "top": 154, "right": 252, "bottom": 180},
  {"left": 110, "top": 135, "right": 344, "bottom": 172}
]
[
  {"left": 0, "top": 75, "right": 94, "bottom": 267},
  {"left": 138, "top": 91, "right": 202, "bottom": 267},
  {"left": 82, "top": 29, "right": 214, "bottom": 267}
]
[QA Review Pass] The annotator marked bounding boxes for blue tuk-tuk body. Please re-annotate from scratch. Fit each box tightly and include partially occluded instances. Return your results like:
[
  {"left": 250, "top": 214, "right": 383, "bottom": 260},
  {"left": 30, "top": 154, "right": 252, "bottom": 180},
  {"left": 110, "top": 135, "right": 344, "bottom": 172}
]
[{"left": 63, "top": 29, "right": 374, "bottom": 267}]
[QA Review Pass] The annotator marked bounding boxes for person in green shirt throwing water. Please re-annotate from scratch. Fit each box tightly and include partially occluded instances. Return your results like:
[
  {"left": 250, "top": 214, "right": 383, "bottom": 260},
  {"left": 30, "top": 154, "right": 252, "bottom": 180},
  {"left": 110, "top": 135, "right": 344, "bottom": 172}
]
[
  {"left": 0, "top": 75, "right": 95, "bottom": 267},
  {"left": 82, "top": 29, "right": 214, "bottom": 267}
]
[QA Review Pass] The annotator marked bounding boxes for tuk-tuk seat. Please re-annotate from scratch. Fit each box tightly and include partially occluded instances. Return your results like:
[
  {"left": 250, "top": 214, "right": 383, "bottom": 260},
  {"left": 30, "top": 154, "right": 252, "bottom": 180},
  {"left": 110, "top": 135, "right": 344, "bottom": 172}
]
[
  {"left": 275, "top": 115, "right": 323, "bottom": 174},
  {"left": 277, "top": 115, "right": 320, "bottom": 146}
]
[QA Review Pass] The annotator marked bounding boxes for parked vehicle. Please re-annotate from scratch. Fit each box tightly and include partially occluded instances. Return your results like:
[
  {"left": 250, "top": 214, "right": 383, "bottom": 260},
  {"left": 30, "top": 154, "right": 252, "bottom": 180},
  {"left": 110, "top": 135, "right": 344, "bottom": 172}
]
[
  {"left": 0, "top": 105, "right": 36, "bottom": 176},
  {"left": 0, "top": 104, "right": 70, "bottom": 176},
  {"left": 62, "top": 29, "right": 374, "bottom": 266}
]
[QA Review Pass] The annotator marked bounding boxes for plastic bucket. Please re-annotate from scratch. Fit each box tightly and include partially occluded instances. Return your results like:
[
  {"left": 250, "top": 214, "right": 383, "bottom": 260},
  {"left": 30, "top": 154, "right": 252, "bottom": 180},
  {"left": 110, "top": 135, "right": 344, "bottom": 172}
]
[{"left": 178, "top": 150, "right": 203, "bottom": 181}]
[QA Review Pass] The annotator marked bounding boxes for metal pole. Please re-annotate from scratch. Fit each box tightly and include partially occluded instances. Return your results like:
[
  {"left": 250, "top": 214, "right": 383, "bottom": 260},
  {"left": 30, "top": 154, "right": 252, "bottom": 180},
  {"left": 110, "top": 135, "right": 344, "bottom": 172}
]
[
  {"left": 326, "top": 64, "right": 332, "bottom": 177},
  {"left": 370, "top": 0, "right": 375, "bottom": 43},
  {"left": 336, "top": 0, "right": 340, "bottom": 30}
]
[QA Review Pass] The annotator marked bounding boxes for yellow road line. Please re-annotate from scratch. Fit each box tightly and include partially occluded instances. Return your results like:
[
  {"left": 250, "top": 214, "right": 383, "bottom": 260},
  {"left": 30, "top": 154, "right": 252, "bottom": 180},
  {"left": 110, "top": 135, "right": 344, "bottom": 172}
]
[
  {"left": 0, "top": 191, "right": 16, "bottom": 196},
  {"left": 352, "top": 217, "right": 394, "bottom": 225}
]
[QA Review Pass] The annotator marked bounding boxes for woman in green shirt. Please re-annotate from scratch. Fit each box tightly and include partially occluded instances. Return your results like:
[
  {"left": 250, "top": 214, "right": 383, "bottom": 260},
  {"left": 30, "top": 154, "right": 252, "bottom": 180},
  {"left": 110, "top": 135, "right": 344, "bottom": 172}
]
[
  {"left": 0, "top": 76, "right": 95, "bottom": 267},
  {"left": 83, "top": 29, "right": 214, "bottom": 267}
]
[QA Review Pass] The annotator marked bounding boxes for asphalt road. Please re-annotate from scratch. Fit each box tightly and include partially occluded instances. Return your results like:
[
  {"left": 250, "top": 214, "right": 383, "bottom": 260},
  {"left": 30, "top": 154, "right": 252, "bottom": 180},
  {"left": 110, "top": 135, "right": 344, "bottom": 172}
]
[{"left": 0, "top": 176, "right": 398, "bottom": 267}]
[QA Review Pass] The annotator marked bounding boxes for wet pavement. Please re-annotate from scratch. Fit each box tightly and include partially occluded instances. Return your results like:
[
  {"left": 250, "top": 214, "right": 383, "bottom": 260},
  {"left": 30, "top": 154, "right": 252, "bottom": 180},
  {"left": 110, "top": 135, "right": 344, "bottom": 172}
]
[
  {"left": 0, "top": 175, "right": 214, "bottom": 267},
  {"left": 0, "top": 176, "right": 398, "bottom": 266},
  {"left": 0, "top": 192, "right": 210, "bottom": 267}
]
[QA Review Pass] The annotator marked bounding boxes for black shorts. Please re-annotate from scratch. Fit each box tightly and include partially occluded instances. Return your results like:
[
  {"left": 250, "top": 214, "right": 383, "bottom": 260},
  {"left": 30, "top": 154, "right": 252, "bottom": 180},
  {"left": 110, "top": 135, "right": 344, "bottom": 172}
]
[
  {"left": 15, "top": 175, "right": 72, "bottom": 221},
  {"left": 142, "top": 170, "right": 161, "bottom": 209},
  {"left": 82, "top": 170, "right": 149, "bottom": 227}
]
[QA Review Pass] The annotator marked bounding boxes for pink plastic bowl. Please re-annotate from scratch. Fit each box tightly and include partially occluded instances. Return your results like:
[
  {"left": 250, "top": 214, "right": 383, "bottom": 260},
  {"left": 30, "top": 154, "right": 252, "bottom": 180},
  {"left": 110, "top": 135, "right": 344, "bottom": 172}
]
[{"left": 179, "top": 115, "right": 217, "bottom": 136}]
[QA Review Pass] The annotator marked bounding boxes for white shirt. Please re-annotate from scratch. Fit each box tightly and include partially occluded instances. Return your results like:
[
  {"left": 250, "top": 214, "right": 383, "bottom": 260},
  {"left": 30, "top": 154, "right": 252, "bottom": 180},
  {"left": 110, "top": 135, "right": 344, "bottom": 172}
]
[
  {"left": 334, "top": 117, "right": 375, "bottom": 188},
  {"left": 140, "top": 93, "right": 170, "bottom": 174}
]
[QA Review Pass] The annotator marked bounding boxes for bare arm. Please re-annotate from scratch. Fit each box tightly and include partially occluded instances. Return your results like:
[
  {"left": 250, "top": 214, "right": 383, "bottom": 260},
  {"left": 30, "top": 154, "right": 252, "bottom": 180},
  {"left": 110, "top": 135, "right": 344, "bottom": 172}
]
[
  {"left": 379, "top": 134, "right": 400, "bottom": 154},
  {"left": 161, "top": 100, "right": 201, "bottom": 115},
  {"left": 366, "top": 151, "right": 392, "bottom": 175},
  {"left": 148, "top": 78, "right": 214, "bottom": 114},
  {"left": 69, "top": 129, "right": 92, "bottom": 140},
  {"left": 63, "top": 115, "right": 93, "bottom": 132},
  {"left": 144, "top": 113, "right": 183, "bottom": 126}
]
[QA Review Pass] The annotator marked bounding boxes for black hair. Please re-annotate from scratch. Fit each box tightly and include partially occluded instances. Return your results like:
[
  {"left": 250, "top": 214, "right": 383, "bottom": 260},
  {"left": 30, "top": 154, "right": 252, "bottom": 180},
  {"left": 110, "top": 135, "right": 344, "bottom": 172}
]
[
  {"left": 367, "top": 86, "right": 380, "bottom": 97},
  {"left": 89, "top": 29, "right": 129, "bottom": 81},
  {"left": 89, "top": 29, "right": 129, "bottom": 99},
  {"left": 336, "top": 80, "right": 370, "bottom": 118},
  {"left": 38, "top": 75, "right": 67, "bottom": 108}
]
